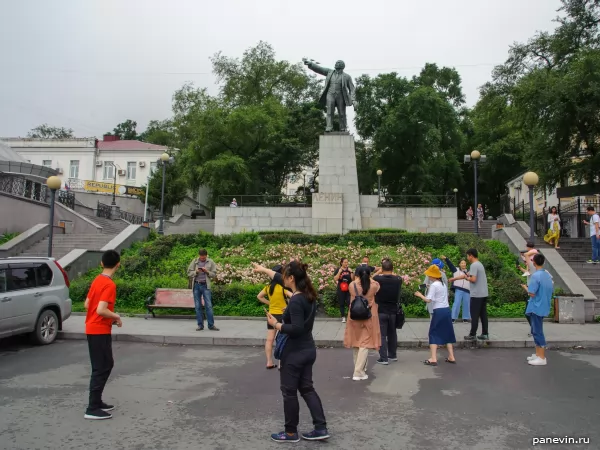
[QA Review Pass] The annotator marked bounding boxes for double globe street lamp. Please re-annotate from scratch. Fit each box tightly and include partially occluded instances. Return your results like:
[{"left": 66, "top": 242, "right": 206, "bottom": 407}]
[{"left": 46, "top": 176, "right": 62, "bottom": 257}]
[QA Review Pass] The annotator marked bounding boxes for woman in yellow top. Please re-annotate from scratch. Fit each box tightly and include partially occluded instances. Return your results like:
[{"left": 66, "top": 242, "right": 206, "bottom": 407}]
[
  {"left": 544, "top": 206, "right": 561, "bottom": 249},
  {"left": 257, "top": 265, "right": 291, "bottom": 369}
]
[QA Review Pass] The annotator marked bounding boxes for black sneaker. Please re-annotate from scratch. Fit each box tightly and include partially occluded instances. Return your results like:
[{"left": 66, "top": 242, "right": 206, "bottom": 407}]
[
  {"left": 452, "top": 320, "right": 456, "bottom": 324},
  {"left": 100, "top": 402, "right": 114, "bottom": 412},
  {"left": 301, "top": 429, "right": 330, "bottom": 441},
  {"left": 196, "top": 327, "right": 204, "bottom": 331},
  {"left": 464, "top": 335, "right": 476, "bottom": 341},
  {"left": 477, "top": 334, "right": 490, "bottom": 340},
  {"left": 271, "top": 431, "right": 300, "bottom": 443},
  {"left": 376, "top": 358, "right": 389, "bottom": 365},
  {"left": 389, "top": 357, "right": 398, "bottom": 362},
  {"left": 84, "top": 408, "right": 112, "bottom": 420},
  {"left": 463, "top": 319, "right": 471, "bottom": 323},
  {"left": 208, "top": 326, "right": 220, "bottom": 331}
]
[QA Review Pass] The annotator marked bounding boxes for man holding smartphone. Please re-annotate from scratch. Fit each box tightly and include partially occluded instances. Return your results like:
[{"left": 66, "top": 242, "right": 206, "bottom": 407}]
[{"left": 187, "top": 249, "right": 219, "bottom": 331}]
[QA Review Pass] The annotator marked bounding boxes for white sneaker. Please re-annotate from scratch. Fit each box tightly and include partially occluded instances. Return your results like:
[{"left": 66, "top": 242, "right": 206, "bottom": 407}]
[
  {"left": 526, "top": 354, "right": 537, "bottom": 361},
  {"left": 342, "top": 317, "right": 346, "bottom": 323},
  {"left": 528, "top": 357, "right": 547, "bottom": 366},
  {"left": 352, "top": 375, "right": 369, "bottom": 381}
]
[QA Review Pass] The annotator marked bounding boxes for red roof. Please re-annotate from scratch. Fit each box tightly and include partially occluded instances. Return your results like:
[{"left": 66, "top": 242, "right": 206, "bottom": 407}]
[{"left": 97, "top": 140, "right": 169, "bottom": 151}]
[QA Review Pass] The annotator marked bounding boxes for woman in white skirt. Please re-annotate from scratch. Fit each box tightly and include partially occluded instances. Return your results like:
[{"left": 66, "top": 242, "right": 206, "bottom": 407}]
[{"left": 414, "top": 265, "right": 456, "bottom": 366}]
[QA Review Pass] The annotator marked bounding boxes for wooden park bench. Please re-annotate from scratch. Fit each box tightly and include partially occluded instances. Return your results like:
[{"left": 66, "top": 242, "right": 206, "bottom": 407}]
[{"left": 145, "top": 288, "right": 200, "bottom": 318}]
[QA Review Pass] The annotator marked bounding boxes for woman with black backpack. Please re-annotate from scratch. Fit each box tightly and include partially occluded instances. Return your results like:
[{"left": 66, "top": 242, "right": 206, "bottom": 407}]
[
  {"left": 333, "top": 257, "right": 353, "bottom": 323},
  {"left": 343, "top": 266, "right": 381, "bottom": 381},
  {"left": 253, "top": 261, "right": 329, "bottom": 443}
]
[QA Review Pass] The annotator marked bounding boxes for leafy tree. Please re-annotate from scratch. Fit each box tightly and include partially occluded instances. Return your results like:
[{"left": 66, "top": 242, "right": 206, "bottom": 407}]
[
  {"left": 106, "top": 119, "right": 138, "bottom": 140},
  {"left": 173, "top": 42, "right": 324, "bottom": 207},
  {"left": 138, "top": 119, "right": 177, "bottom": 146},
  {"left": 27, "top": 124, "right": 74, "bottom": 139},
  {"left": 354, "top": 67, "right": 465, "bottom": 199},
  {"left": 486, "top": 0, "right": 600, "bottom": 190},
  {"left": 138, "top": 158, "right": 187, "bottom": 216}
]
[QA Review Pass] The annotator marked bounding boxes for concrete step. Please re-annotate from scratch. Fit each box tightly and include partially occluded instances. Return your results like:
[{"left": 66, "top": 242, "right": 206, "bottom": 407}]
[{"left": 19, "top": 233, "right": 117, "bottom": 258}]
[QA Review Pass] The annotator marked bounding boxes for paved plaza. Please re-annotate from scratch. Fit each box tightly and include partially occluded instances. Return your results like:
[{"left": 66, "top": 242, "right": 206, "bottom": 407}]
[{"left": 0, "top": 338, "right": 598, "bottom": 449}]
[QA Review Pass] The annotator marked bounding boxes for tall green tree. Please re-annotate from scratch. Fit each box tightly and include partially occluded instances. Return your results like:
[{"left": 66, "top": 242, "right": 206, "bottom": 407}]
[
  {"left": 487, "top": 0, "right": 600, "bottom": 190},
  {"left": 106, "top": 119, "right": 138, "bottom": 140},
  {"left": 173, "top": 42, "right": 324, "bottom": 206},
  {"left": 354, "top": 66, "right": 465, "bottom": 198},
  {"left": 27, "top": 124, "right": 73, "bottom": 139},
  {"left": 138, "top": 159, "right": 188, "bottom": 216}
]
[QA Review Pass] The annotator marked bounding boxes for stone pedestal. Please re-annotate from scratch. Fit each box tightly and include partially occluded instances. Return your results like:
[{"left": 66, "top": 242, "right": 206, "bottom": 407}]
[
  {"left": 318, "top": 133, "right": 361, "bottom": 233},
  {"left": 312, "top": 192, "right": 343, "bottom": 234},
  {"left": 110, "top": 205, "right": 121, "bottom": 220}
]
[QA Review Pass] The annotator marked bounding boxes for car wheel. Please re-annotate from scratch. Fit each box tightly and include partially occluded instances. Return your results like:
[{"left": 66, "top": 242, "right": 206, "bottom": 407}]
[{"left": 33, "top": 309, "right": 59, "bottom": 345}]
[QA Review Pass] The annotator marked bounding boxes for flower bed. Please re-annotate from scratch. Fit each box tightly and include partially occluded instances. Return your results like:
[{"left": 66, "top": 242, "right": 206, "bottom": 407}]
[{"left": 69, "top": 231, "right": 530, "bottom": 317}]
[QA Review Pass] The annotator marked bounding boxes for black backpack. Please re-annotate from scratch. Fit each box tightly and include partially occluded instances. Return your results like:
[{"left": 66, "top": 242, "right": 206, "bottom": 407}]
[{"left": 350, "top": 284, "right": 372, "bottom": 320}]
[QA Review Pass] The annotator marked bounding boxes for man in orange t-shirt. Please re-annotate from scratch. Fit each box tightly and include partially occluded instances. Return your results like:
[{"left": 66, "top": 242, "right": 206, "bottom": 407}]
[{"left": 84, "top": 249, "right": 122, "bottom": 420}]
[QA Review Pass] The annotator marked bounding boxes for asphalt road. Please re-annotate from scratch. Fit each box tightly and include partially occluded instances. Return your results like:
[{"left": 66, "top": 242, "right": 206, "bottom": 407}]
[{"left": 0, "top": 338, "right": 598, "bottom": 450}]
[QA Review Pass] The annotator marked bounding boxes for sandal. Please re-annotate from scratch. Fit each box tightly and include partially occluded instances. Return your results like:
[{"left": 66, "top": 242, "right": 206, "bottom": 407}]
[
  {"left": 445, "top": 358, "right": 456, "bottom": 364},
  {"left": 423, "top": 360, "right": 438, "bottom": 366}
]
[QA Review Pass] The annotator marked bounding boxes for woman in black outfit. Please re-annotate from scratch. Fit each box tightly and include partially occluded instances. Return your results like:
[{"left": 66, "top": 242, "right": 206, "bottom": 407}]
[
  {"left": 253, "top": 261, "right": 329, "bottom": 443},
  {"left": 333, "top": 257, "right": 353, "bottom": 323}
]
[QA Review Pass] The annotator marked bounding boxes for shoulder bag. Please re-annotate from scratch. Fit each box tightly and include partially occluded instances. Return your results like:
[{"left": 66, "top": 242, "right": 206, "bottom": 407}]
[{"left": 274, "top": 300, "right": 317, "bottom": 360}]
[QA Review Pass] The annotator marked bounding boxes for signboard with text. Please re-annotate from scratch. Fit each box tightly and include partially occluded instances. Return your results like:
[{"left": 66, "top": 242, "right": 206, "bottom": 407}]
[{"left": 83, "top": 180, "right": 143, "bottom": 196}]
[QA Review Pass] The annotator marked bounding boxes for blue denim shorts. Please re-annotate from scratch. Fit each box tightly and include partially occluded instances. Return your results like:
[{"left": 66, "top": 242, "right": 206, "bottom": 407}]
[{"left": 528, "top": 313, "right": 546, "bottom": 347}]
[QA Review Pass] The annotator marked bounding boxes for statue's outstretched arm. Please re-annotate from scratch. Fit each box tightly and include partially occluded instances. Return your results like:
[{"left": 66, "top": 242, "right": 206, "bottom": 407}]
[{"left": 305, "top": 62, "right": 331, "bottom": 77}]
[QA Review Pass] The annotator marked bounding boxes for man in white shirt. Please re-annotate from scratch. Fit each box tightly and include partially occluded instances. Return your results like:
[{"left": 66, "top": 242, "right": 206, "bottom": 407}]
[{"left": 583, "top": 206, "right": 600, "bottom": 264}]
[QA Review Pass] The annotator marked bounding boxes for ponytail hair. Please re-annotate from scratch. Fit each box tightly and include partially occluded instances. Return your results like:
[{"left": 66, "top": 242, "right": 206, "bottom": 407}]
[
  {"left": 283, "top": 260, "right": 318, "bottom": 303},
  {"left": 357, "top": 267, "right": 371, "bottom": 295}
]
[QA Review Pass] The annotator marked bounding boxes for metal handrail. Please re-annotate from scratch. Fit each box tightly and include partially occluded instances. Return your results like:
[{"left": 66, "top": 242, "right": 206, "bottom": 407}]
[
  {"left": 217, "top": 195, "right": 310, "bottom": 207},
  {"left": 120, "top": 210, "right": 144, "bottom": 224},
  {"left": 97, "top": 201, "right": 112, "bottom": 219},
  {"left": 379, "top": 194, "right": 455, "bottom": 207}
]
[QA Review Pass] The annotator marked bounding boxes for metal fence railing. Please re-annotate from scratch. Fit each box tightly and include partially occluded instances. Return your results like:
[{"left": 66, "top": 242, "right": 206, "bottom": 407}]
[
  {"left": 120, "top": 209, "right": 144, "bottom": 224},
  {"left": 97, "top": 201, "right": 112, "bottom": 219},
  {"left": 379, "top": 194, "right": 456, "bottom": 207},
  {"left": 217, "top": 195, "right": 310, "bottom": 207}
]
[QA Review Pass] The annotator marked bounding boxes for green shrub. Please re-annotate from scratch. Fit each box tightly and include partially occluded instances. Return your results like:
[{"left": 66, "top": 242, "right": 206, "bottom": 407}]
[{"left": 69, "top": 231, "right": 528, "bottom": 317}]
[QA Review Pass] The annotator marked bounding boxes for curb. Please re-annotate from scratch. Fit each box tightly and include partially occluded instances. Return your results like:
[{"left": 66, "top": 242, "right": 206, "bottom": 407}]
[
  {"left": 57, "top": 331, "right": 600, "bottom": 349},
  {"left": 69, "top": 312, "right": 542, "bottom": 323}
]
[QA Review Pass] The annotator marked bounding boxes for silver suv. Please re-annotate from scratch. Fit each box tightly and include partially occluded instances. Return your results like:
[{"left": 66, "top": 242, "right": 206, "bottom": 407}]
[{"left": 0, "top": 257, "right": 72, "bottom": 344}]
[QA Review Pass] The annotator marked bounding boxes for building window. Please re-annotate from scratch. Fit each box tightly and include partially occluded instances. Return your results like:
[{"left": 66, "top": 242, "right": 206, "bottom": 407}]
[
  {"left": 69, "top": 160, "right": 79, "bottom": 179},
  {"left": 43, "top": 160, "right": 52, "bottom": 167},
  {"left": 150, "top": 162, "right": 158, "bottom": 175},
  {"left": 127, "top": 162, "right": 136, "bottom": 180},
  {"left": 103, "top": 161, "right": 114, "bottom": 180}
]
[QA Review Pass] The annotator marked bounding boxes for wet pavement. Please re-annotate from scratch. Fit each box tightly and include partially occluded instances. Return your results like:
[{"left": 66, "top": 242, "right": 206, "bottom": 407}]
[{"left": 0, "top": 337, "right": 598, "bottom": 449}]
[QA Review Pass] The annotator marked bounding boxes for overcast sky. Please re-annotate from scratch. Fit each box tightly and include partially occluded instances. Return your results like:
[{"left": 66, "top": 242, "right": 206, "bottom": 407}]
[{"left": 0, "top": 0, "right": 562, "bottom": 138}]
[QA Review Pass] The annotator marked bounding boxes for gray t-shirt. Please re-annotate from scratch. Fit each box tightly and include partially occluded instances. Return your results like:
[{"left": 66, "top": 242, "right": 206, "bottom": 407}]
[{"left": 469, "top": 261, "right": 488, "bottom": 298}]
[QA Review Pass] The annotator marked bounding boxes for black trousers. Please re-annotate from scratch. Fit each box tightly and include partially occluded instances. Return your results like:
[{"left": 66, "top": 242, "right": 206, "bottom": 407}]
[
  {"left": 87, "top": 334, "right": 114, "bottom": 410},
  {"left": 337, "top": 290, "right": 350, "bottom": 317},
  {"left": 378, "top": 312, "right": 397, "bottom": 361},
  {"left": 469, "top": 297, "right": 489, "bottom": 336},
  {"left": 280, "top": 347, "right": 327, "bottom": 434}
]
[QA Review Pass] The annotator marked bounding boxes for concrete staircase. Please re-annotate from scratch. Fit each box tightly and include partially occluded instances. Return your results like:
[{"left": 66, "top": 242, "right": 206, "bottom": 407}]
[
  {"left": 19, "top": 215, "right": 129, "bottom": 260},
  {"left": 165, "top": 219, "right": 215, "bottom": 235},
  {"left": 542, "top": 238, "right": 600, "bottom": 313},
  {"left": 19, "top": 233, "right": 117, "bottom": 261},
  {"left": 80, "top": 214, "right": 129, "bottom": 234},
  {"left": 458, "top": 219, "right": 496, "bottom": 236}
]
